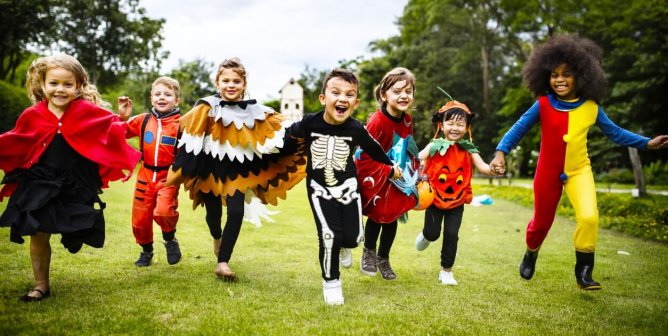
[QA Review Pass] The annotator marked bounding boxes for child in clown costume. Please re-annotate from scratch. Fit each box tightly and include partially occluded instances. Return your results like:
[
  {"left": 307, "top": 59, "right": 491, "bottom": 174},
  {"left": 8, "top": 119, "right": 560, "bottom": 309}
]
[
  {"left": 415, "top": 100, "right": 499, "bottom": 286},
  {"left": 168, "top": 58, "right": 306, "bottom": 281},
  {"left": 490, "top": 34, "right": 668, "bottom": 289},
  {"left": 355, "top": 67, "right": 420, "bottom": 280}
]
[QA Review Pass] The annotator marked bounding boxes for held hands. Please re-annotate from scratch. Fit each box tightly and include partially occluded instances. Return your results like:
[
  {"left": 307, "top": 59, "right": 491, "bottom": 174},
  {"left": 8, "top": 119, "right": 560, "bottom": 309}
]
[
  {"left": 490, "top": 151, "right": 506, "bottom": 176},
  {"left": 647, "top": 135, "right": 668, "bottom": 150},
  {"left": 391, "top": 165, "right": 403, "bottom": 180},
  {"left": 117, "top": 96, "right": 133, "bottom": 121}
]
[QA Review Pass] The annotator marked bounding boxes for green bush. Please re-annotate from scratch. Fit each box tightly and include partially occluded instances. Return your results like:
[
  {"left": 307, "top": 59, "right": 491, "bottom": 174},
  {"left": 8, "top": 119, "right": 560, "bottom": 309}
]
[
  {"left": 0, "top": 80, "right": 31, "bottom": 132},
  {"left": 595, "top": 168, "right": 635, "bottom": 184},
  {"left": 644, "top": 161, "right": 668, "bottom": 185},
  {"left": 474, "top": 184, "right": 668, "bottom": 243}
]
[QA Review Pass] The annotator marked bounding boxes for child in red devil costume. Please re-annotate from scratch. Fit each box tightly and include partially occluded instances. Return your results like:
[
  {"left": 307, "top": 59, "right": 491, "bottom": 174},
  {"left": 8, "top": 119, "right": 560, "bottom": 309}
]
[
  {"left": 117, "top": 76, "right": 182, "bottom": 267},
  {"left": 415, "top": 100, "right": 500, "bottom": 285},
  {"left": 0, "top": 54, "right": 141, "bottom": 301},
  {"left": 355, "top": 67, "right": 420, "bottom": 280},
  {"left": 490, "top": 34, "right": 668, "bottom": 289}
]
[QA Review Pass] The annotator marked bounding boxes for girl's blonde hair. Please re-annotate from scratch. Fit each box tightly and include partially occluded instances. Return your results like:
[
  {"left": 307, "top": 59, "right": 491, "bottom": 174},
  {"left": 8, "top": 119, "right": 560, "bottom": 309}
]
[
  {"left": 26, "top": 54, "right": 106, "bottom": 107},
  {"left": 374, "top": 67, "right": 416, "bottom": 106},
  {"left": 214, "top": 57, "right": 247, "bottom": 97}
]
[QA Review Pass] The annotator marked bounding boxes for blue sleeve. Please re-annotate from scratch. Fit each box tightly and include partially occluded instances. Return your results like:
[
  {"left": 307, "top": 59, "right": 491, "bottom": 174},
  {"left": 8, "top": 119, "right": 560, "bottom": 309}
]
[
  {"left": 496, "top": 102, "right": 540, "bottom": 154},
  {"left": 595, "top": 107, "right": 649, "bottom": 150}
]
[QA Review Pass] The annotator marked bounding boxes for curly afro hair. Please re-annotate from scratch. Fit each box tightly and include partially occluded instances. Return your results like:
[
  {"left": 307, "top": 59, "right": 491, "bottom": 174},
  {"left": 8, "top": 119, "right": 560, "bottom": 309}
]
[{"left": 522, "top": 34, "right": 607, "bottom": 103}]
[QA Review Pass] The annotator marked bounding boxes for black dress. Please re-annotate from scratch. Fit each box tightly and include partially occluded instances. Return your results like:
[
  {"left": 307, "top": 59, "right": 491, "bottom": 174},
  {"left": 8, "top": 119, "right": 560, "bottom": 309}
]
[{"left": 0, "top": 134, "right": 105, "bottom": 253}]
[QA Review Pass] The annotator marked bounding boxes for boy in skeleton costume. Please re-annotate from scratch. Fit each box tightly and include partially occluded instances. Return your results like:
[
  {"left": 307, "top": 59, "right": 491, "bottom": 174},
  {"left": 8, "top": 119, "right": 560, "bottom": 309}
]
[{"left": 287, "top": 68, "right": 401, "bottom": 305}]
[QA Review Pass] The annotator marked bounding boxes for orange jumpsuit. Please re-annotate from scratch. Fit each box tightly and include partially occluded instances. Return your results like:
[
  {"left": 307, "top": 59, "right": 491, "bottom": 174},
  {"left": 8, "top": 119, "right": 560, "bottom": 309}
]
[{"left": 126, "top": 110, "right": 180, "bottom": 245}]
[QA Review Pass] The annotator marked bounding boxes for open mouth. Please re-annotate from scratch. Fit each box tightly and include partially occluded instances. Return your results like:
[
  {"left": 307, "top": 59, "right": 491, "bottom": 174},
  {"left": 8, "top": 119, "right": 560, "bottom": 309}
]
[{"left": 335, "top": 106, "right": 348, "bottom": 114}]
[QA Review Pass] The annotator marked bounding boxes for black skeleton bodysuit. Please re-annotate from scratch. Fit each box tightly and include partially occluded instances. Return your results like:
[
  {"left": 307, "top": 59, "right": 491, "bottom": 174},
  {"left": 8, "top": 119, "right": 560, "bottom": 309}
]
[{"left": 288, "top": 112, "right": 393, "bottom": 280}]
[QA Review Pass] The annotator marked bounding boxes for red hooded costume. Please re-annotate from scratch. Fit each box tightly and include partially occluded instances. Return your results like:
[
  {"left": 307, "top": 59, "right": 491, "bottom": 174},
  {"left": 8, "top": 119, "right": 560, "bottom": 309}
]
[{"left": 0, "top": 99, "right": 141, "bottom": 201}]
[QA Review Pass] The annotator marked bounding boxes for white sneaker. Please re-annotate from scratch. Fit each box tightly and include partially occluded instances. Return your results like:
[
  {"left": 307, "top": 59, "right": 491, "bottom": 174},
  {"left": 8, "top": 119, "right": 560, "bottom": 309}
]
[
  {"left": 415, "top": 232, "right": 430, "bottom": 251},
  {"left": 339, "top": 248, "right": 352, "bottom": 268},
  {"left": 323, "top": 279, "right": 344, "bottom": 305},
  {"left": 439, "top": 270, "right": 458, "bottom": 286}
]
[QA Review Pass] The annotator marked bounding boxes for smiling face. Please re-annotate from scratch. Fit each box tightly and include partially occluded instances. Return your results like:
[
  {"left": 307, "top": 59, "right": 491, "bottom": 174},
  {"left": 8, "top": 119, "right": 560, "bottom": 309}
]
[
  {"left": 442, "top": 115, "right": 468, "bottom": 141},
  {"left": 43, "top": 67, "right": 78, "bottom": 115},
  {"left": 381, "top": 80, "right": 414, "bottom": 117},
  {"left": 216, "top": 68, "right": 246, "bottom": 101},
  {"left": 550, "top": 63, "right": 577, "bottom": 100},
  {"left": 151, "top": 83, "right": 180, "bottom": 114},
  {"left": 319, "top": 77, "right": 360, "bottom": 125}
]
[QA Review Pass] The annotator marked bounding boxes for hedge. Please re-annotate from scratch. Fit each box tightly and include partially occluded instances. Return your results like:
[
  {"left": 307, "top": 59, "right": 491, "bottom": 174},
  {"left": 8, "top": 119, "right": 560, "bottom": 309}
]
[{"left": 474, "top": 184, "right": 668, "bottom": 243}]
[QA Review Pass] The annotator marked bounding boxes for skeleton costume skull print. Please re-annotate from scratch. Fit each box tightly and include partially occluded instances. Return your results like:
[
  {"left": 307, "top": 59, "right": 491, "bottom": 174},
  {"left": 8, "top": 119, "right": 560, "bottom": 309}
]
[{"left": 287, "top": 112, "right": 393, "bottom": 281}]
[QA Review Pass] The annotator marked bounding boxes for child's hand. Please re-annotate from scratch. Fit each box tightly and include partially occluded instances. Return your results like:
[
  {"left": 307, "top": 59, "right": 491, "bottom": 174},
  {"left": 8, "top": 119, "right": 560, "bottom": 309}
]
[
  {"left": 647, "top": 135, "right": 668, "bottom": 150},
  {"left": 490, "top": 151, "right": 506, "bottom": 175},
  {"left": 391, "top": 165, "right": 402, "bottom": 180},
  {"left": 490, "top": 164, "right": 505, "bottom": 175},
  {"left": 117, "top": 96, "right": 133, "bottom": 121}
]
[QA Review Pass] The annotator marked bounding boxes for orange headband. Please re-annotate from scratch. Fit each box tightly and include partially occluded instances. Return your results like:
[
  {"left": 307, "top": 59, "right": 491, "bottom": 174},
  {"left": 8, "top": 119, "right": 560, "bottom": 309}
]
[{"left": 434, "top": 100, "right": 474, "bottom": 141}]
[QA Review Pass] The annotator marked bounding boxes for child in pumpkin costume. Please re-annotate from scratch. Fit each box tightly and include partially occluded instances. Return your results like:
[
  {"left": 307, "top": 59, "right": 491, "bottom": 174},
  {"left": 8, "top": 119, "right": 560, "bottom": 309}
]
[{"left": 415, "top": 100, "right": 500, "bottom": 285}]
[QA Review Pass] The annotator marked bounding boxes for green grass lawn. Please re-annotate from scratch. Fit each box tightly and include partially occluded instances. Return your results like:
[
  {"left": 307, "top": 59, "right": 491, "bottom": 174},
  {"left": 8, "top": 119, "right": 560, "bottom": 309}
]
[{"left": 1, "top": 179, "right": 667, "bottom": 335}]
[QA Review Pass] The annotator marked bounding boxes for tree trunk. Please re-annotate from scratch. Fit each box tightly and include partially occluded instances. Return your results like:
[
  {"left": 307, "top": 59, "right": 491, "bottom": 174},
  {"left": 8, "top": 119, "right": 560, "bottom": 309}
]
[
  {"left": 480, "top": 44, "right": 490, "bottom": 116},
  {"left": 628, "top": 147, "right": 646, "bottom": 197}
]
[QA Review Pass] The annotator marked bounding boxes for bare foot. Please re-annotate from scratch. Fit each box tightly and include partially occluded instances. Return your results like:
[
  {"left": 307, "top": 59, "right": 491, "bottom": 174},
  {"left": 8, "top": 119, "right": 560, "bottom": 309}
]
[{"left": 215, "top": 262, "right": 236, "bottom": 282}]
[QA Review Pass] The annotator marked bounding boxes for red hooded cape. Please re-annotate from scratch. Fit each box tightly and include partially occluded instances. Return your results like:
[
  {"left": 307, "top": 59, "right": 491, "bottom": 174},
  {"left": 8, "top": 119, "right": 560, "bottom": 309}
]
[{"left": 0, "top": 99, "right": 141, "bottom": 201}]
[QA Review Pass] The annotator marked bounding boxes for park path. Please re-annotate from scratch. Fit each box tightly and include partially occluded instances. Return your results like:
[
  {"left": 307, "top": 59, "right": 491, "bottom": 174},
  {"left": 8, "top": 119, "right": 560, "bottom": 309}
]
[{"left": 486, "top": 178, "right": 668, "bottom": 196}]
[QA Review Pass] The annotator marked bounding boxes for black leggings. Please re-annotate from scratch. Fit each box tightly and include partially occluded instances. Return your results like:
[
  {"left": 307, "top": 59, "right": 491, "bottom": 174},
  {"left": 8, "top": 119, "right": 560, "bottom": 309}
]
[
  {"left": 201, "top": 190, "right": 245, "bottom": 263},
  {"left": 423, "top": 205, "right": 464, "bottom": 269},
  {"left": 363, "top": 219, "right": 397, "bottom": 259}
]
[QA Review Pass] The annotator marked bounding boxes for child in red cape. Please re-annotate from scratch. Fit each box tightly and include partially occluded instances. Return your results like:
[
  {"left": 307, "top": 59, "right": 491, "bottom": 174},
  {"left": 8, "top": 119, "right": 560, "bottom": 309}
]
[{"left": 0, "top": 54, "right": 141, "bottom": 301}]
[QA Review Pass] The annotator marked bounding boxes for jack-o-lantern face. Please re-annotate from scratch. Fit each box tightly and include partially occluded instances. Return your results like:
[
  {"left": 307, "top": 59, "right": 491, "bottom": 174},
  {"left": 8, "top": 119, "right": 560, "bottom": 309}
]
[{"left": 423, "top": 144, "right": 472, "bottom": 209}]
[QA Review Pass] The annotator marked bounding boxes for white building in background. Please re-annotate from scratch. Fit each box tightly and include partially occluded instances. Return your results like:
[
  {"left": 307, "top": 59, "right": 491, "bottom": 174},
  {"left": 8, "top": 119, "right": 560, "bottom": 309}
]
[{"left": 279, "top": 78, "right": 303, "bottom": 121}]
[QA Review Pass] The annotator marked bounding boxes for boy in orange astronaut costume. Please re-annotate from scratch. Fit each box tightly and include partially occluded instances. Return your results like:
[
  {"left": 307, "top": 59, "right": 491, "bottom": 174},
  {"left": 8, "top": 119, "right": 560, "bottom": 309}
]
[{"left": 118, "top": 76, "right": 182, "bottom": 267}]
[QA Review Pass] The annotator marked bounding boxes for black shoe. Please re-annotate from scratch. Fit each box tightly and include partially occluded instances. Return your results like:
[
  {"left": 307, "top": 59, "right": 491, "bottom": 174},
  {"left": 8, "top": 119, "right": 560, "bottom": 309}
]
[
  {"left": 519, "top": 248, "right": 539, "bottom": 280},
  {"left": 66, "top": 242, "right": 83, "bottom": 254},
  {"left": 135, "top": 251, "right": 154, "bottom": 267},
  {"left": 19, "top": 288, "right": 51, "bottom": 302},
  {"left": 165, "top": 239, "right": 182, "bottom": 265},
  {"left": 575, "top": 251, "right": 602, "bottom": 290}
]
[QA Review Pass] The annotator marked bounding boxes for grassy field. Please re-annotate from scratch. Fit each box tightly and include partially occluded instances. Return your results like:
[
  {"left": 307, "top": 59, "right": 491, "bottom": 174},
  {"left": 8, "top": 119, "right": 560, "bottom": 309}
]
[{"left": 1, "top": 179, "right": 667, "bottom": 335}]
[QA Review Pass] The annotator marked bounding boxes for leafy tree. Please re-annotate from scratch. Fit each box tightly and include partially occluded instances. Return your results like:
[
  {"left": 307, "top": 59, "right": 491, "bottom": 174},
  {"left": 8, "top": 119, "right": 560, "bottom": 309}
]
[
  {"left": 573, "top": 0, "right": 668, "bottom": 166},
  {"left": 169, "top": 58, "right": 216, "bottom": 111},
  {"left": 0, "top": 0, "right": 55, "bottom": 82},
  {"left": 0, "top": 80, "right": 31, "bottom": 132},
  {"left": 104, "top": 58, "right": 215, "bottom": 116},
  {"left": 297, "top": 65, "right": 328, "bottom": 114},
  {"left": 1, "top": 0, "right": 166, "bottom": 87}
]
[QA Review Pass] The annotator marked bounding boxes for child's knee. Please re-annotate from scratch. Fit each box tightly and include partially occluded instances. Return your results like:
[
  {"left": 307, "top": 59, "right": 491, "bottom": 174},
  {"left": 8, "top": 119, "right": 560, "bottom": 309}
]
[
  {"left": 423, "top": 228, "right": 440, "bottom": 242},
  {"left": 577, "top": 211, "right": 599, "bottom": 229}
]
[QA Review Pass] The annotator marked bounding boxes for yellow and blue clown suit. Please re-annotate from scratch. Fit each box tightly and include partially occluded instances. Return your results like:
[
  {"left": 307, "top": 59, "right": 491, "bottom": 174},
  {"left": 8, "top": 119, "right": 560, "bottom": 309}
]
[{"left": 497, "top": 93, "right": 649, "bottom": 288}]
